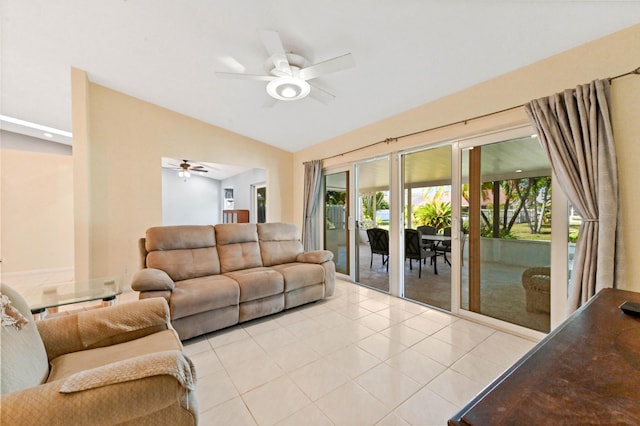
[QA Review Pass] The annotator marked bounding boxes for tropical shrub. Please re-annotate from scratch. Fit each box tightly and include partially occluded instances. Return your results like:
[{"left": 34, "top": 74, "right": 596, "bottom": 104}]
[{"left": 414, "top": 201, "right": 452, "bottom": 231}]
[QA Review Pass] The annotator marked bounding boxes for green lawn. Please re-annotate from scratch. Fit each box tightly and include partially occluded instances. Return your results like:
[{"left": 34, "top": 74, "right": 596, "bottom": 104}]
[
  {"left": 505, "top": 223, "right": 580, "bottom": 241},
  {"left": 509, "top": 223, "right": 551, "bottom": 241}
]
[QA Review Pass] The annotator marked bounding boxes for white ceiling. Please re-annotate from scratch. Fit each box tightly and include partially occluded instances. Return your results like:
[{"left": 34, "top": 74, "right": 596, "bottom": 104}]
[{"left": 1, "top": 1, "right": 639, "bottom": 153}]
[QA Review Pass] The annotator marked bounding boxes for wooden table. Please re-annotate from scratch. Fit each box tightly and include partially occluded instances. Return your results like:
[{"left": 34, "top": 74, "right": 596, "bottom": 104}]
[{"left": 448, "top": 288, "right": 640, "bottom": 425}]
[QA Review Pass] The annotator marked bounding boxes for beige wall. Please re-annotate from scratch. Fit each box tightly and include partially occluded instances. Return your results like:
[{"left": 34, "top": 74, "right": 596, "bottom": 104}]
[
  {"left": 293, "top": 24, "right": 640, "bottom": 291},
  {"left": 1, "top": 135, "right": 74, "bottom": 285},
  {"left": 72, "top": 78, "right": 293, "bottom": 283}
]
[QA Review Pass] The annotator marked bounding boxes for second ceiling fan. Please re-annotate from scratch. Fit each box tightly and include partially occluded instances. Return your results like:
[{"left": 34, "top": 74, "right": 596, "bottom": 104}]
[{"left": 216, "top": 30, "right": 355, "bottom": 104}]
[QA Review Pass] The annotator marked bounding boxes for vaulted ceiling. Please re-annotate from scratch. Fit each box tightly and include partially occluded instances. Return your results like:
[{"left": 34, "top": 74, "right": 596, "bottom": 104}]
[{"left": 1, "top": 1, "right": 638, "bottom": 152}]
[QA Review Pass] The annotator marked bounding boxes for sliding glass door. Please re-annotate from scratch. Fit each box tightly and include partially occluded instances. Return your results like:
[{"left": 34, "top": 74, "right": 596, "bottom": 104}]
[
  {"left": 324, "top": 171, "right": 349, "bottom": 275},
  {"left": 320, "top": 126, "right": 568, "bottom": 333},
  {"left": 402, "top": 146, "right": 452, "bottom": 310},
  {"left": 461, "top": 133, "right": 553, "bottom": 333},
  {"left": 355, "top": 157, "right": 390, "bottom": 292}
]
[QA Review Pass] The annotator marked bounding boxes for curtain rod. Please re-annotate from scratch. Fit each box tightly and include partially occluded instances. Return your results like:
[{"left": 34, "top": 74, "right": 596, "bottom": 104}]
[
  {"left": 611, "top": 66, "right": 640, "bottom": 80},
  {"left": 322, "top": 65, "right": 640, "bottom": 162}
]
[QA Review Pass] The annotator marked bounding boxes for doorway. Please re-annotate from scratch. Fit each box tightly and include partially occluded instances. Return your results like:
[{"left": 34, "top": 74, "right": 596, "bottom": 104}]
[{"left": 252, "top": 183, "right": 266, "bottom": 223}]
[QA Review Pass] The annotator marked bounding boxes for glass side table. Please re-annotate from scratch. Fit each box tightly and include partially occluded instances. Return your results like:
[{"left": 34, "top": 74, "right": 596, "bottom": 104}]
[{"left": 24, "top": 277, "right": 122, "bottom": 319}]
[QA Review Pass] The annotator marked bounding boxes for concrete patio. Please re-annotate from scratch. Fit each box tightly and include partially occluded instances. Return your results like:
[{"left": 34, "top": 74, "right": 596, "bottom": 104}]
[{"left": 355, "top": 242, "right": 550, "bottom": 333}]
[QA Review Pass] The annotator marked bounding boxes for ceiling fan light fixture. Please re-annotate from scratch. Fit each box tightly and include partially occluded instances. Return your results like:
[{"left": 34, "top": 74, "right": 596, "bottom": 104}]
[{"left": 266, "top": 77, "right": 310, "bottom": 101}]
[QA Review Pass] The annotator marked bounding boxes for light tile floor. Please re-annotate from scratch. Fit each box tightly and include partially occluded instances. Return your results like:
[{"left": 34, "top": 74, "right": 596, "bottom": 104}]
[{"left": 184, "top": 278, "right": 538, "bottom": 426}]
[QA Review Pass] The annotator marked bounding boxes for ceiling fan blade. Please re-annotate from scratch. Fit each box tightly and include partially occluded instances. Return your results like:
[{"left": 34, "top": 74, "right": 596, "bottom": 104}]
[
  {"left": 192, "top": 169, "right": 208, "bottom": 173},
  {"left": 260, "top": 30, "right": 292, "bottom": 76},
  {"left": 299, "top": 53, "right": 355, "bottom": 81},
  {"left": 309, "top": 84, "right": 336, "bottom": 104},
  {"left": 215, "top": 72, "right": 275, "bottom": 81}
]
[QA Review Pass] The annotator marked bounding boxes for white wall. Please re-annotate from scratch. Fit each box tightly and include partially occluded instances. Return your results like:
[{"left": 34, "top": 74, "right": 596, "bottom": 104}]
[
  {"left": 161, "top": 168, "right": 221, "bottom": 225},
  {"left": 221, "top": 168, "right": 266, "bottom": 211}
]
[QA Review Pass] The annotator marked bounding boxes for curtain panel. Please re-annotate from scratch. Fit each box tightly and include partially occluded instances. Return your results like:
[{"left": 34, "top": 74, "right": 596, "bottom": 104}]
[
  {"left": 302, "top": 160, "right": 323, "bottom": 251},
  {"left": 525, "top": 79, "right": 624, "bottom": 315}
]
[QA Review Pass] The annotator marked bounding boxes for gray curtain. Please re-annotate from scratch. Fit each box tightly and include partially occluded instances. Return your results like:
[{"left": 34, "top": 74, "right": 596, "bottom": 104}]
[
  {"left": 302, "top": 160, "right": 323, "bottom": 251},
  {"left": 525, "top": 79, "right": 624, "bottom": 315}
]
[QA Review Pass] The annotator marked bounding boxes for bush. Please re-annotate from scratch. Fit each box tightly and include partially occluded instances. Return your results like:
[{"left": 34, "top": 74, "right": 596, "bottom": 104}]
[
  {"left": 569, "top": 230, "right": 579, "bottom": 243},
  {"left": 414, "top": 202, "right": 452, "bottom": 231}
]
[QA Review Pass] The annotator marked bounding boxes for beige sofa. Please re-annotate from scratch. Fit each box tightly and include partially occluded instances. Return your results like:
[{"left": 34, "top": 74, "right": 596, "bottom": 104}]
[
  {"left": 132, "top": 222, "right": 335, "bottom": 340},
  {"left": 0, "top": 284, "right": 198, "bottom": 425}
]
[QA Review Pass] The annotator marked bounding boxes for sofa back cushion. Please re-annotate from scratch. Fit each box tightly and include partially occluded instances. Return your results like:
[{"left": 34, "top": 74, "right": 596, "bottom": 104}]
[
  {"left": 258, "top": 223, "right": 304, "bottom": 267},
  {"left": 145, "top": 225, "right": 221, "bottom": 281},
  {"left": 215, "top": 223, "right": 263, "bottom": 273},
  {"left": 1, "top": 284, "right": 50, "bottom": 395}
]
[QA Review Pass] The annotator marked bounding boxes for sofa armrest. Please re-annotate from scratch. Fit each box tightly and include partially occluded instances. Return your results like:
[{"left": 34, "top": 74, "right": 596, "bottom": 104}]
[
  {"left": 131, "top": 268, "right": 175, "bottom": 292},
  {"left": 1, "top": 352, "right": 197, "bottom": 425},
  {"left": 36, "top": 298, "right": 174, "bottom": 360},
  {"left": 296, "top": 250, "right": 334, "bottom": 264}
]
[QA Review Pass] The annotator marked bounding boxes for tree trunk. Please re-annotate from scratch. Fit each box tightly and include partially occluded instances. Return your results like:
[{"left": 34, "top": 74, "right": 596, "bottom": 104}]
[{"left": 507, "top": 179, "right": 533, "bottom": 233}]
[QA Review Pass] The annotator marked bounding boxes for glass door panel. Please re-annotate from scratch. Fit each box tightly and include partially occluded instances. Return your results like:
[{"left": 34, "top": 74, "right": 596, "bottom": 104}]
[
  {"left": 355, "top": 157, "right": 390, "bottom": 292},
  {"left": 324, "top": 171, "right": 349, "bottom": 275},
  {"left": 402, "top": 146, "right": 452, "bottom": 310},
  {"left": 461, "top": 135, "right": 552, "bottom": 332}
]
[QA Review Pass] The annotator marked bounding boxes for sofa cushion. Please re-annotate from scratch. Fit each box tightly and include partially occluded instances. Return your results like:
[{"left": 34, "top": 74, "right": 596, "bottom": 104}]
[
  {"left": 47, "top": 329, "right": 182, "bottom": 383},
  {"left": 215, "top": 224, "right": 262, "bottom": 273},
  {"left": 215, "top": 223, "right": 258, "bottom": 245},
  {"left": 170, "top": 276, "right": 239, "bottom": 319},
  {"left": 258, "top": 223, "right": 304, "bottom": 266},
  {"left": 146, "top": 225, "right": 215, "bottom": 251},
  {"left": 270, "top": 263, "right": 326, "bottom": 292},
  {"left": 225, "top": 268, "right": 284, "bottom": 302},
  {"left": 147, "top": 247, "right": 220, "bottom": 282}
]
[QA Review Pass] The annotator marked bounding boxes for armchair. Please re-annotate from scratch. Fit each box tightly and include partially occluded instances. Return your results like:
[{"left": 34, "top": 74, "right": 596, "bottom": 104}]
[{"left": 1, "top": 284, "right": 198, "bottom": 425}]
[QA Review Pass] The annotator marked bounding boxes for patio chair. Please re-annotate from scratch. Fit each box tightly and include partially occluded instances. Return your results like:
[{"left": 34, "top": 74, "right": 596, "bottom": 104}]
[
  {"left": 435, "top": 227, "right": 452, "bottom": 265},
  {"left": 417, "top": 225, "right": 437, "bottom": 264},
  {"left": 366, "top": 228, "right": 389, "bottom": 272},
  {"left": 405, "top": 228, "right": 438, "bottom": 278}
]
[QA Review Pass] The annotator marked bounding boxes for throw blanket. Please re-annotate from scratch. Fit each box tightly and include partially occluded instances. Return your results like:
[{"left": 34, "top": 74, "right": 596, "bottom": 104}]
[
  {"left": 0, "top": 293, "right": 29, "bottom": 330},
  {"left": 60, "top": 350, "right": 196, "bottom": 393}
]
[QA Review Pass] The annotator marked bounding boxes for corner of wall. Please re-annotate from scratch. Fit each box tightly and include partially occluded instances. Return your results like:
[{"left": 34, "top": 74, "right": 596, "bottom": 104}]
[{"left": 71, "top": 67, "right": 91, "bottom": 280}]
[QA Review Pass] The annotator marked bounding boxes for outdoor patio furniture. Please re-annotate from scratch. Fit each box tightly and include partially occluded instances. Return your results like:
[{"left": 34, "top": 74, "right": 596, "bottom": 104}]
[
  {"left": 367, "top": 228, "right": 389, "bottom": 272},
  {"left": 417, "top": 225, "right": 437, "bottom": 251},
  {"left": 435, "top": 227, "right": 452, "bottom": 265},
  {"left": 417, "top": 225, "right": 437, "bottom": 266},
  {"left": 405, "top": 228, "right": 438, "bottom": 278},
  {"left": 522, "top": 266, "right": 551, "bottom": 313}
]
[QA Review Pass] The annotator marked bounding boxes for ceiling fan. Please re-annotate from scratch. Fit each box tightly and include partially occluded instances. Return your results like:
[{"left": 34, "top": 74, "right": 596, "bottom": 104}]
[
  {"left": 172, "top": 160, "right": 208, "bottom": 179},
  {"left": 215, "top": 30, "right": 355, "bottom": 104}
]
